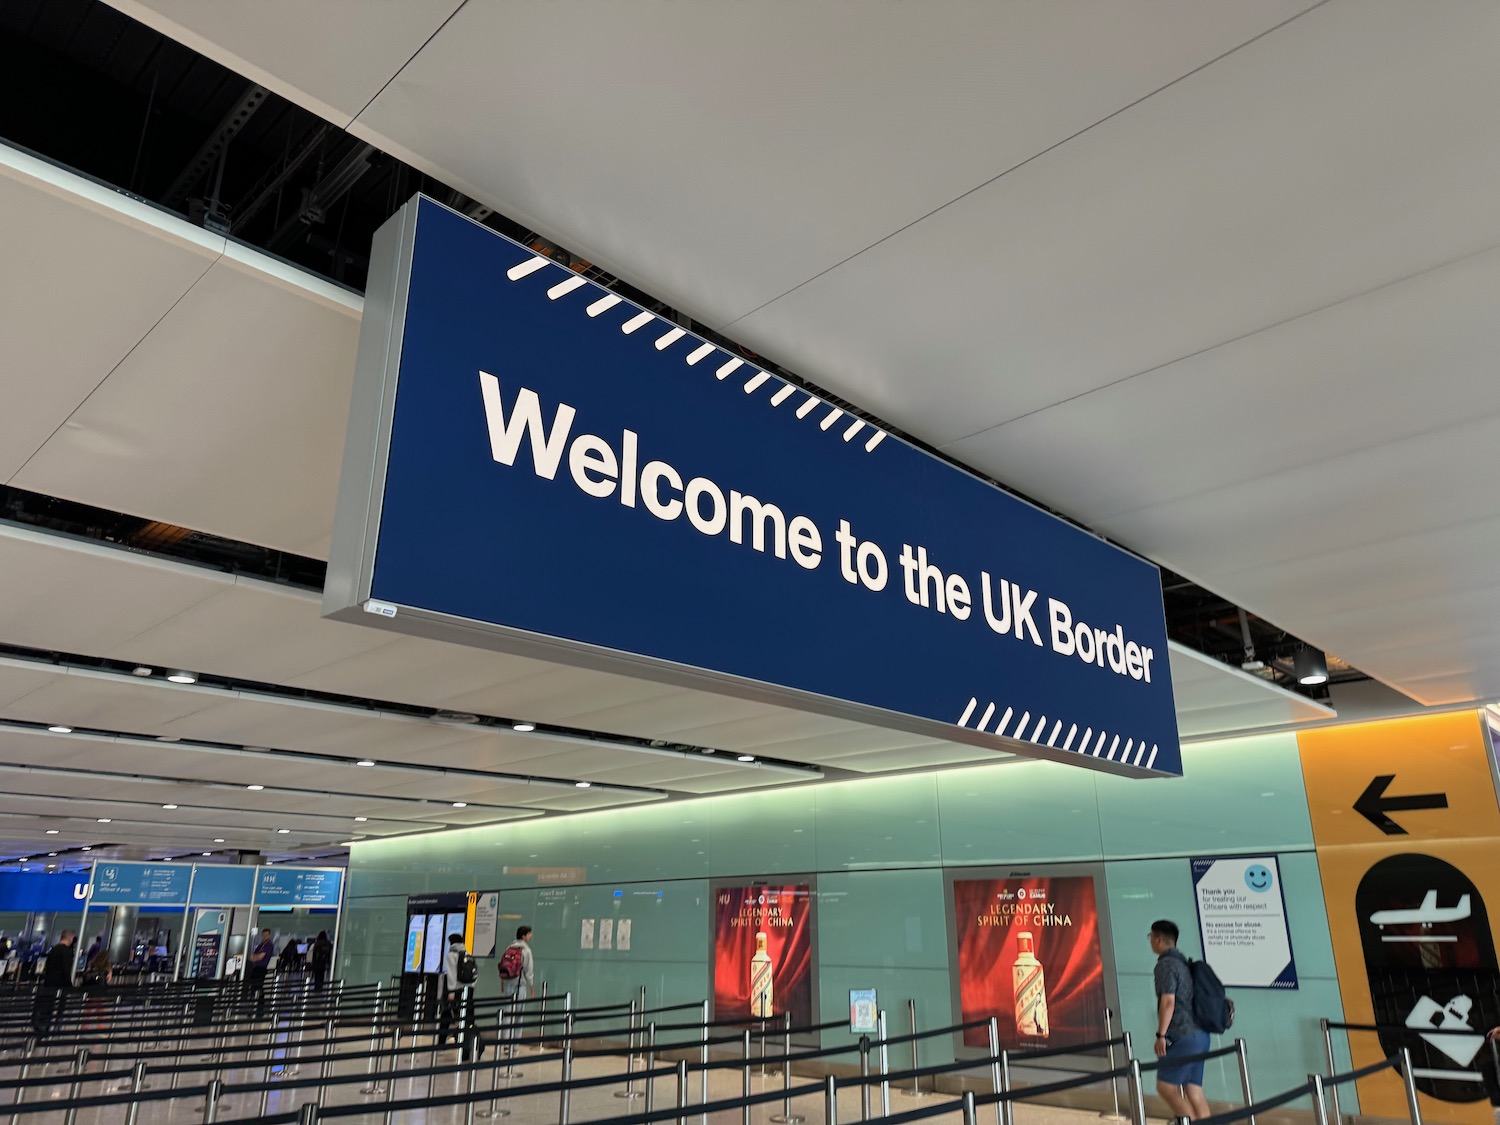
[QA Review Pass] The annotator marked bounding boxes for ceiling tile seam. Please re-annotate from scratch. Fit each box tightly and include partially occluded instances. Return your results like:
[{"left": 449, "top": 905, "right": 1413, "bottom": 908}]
[
  {"left": 1096, "top": 415, "right": 1500, "bottom": 581},
  {"left": 5, "top": 246, "right": 227, "bottom": 485},
  {"left": 719, "top": 0, "right": 1332, "bottom": 330},
  {"left": 347, "top": 1, "right": 472, "bottom": 126},
  {"left": 937, "top": 232, "right": 1500, "bottom": 450}
]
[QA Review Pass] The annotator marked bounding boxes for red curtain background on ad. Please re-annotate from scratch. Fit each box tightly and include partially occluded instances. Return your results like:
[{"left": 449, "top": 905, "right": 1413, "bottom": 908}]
[
  {"left": 713, "top": 884, "right": 814, "bottom": 1023},
  {"left": 953, "top": 875, "right": 1107, "bottom": 1049}
]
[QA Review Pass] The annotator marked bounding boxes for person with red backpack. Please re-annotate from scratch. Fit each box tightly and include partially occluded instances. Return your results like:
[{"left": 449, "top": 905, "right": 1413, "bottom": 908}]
[{"left": 498, "top": 925, "right": 534, "bottom": 1000}]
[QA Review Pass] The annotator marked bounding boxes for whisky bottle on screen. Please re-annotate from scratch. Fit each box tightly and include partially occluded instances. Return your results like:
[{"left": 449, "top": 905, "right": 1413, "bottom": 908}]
[
  {"left": 1012, "top": 931, "right": 1048, "bottom": 1037},
  {"left": 750, "top": 931, "right": 774, "bottom": 1017}
]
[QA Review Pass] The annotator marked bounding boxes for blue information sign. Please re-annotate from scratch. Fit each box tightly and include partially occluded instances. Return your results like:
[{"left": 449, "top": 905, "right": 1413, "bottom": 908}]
[
  {"left": 90, "top": 861, "right": 191, "bottom": 906},
  {"left": 190, "top": 866, "right": 256, "bottom": 907},
  {"left": 0, "top": 872, "right": 90, "bottom": 912},
  {"left": 256, "top": 867, "right": 343, "bottom": 907},
  {"left": 326, "top": 197, "right": 1181, "bottom": 775}
]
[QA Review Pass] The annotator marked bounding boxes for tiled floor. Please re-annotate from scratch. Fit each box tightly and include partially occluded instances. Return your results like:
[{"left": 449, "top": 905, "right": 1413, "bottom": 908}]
[{"left": 0, "top": 1029, "right": 1136, "bottom": 1125}]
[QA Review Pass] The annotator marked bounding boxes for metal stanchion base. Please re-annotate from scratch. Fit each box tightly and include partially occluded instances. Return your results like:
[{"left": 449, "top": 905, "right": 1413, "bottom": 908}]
[
  {"left": 475, "top": 1110, "right": 511, "bottom": 1119},
  {"left": 613, "top": 1090, "right": 646, "bottom": 1100},
  {"left": 770, "top": 1114, "right": 807, "bottom": 1123},
  {"left": 1098, "top": 1115, "right": 1129, "bottom": 1122}
]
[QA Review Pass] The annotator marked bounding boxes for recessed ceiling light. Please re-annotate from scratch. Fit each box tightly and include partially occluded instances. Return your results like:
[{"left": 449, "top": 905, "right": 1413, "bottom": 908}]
[
  {"left": 213, "top": 838, "right": 225, "bottom": 843},
  {"left": 277, "top": 828, "right": 290, "bottom": 834},
  {"left": 163, "top": 856, "right": 174, "bottom": 861},
  {"left": 737, "top": 755, "right": 756, "bottom": 763},
  {"left": 355, "top": 759, "right": 375, "bottom": 767},
  {"left": 340, "top": 840, "right": 358, "bottom": 846},
  {"left": 162, "top": 804, "right": 178, "bottom": 810},
  {"left": 97, "top": 818, "right": 111, "bottom": 824},
  {"left": 452, "top": 801, "right": 467, "bottom": 808},
  {"left": 247, "top": 784, "right": 264, "bottom": 791},
  {"left": 81, "top": 846, "right": 91, "bottom": 852},
  {"left": 512, "top": 721, "right": 535, "bottom": 732},
  {"left": 699, "top": 748, "right": 715, "bottom": 755},
  {"left": 575, "top": 781, "right": 591, "bottom": 788},
  {"left": 131, "top": 665, "right": 154, "bottom": 677},
  {"left": 47, "top": 725, "right": 73, "bottom": 734},
  {"left": 354, "top": 817, "right": 367, "bottom": 822},
  {"left": 202, "top": 852, "right": 211, "bottom": 857},
  {"left": 45, "top": 829, "right": 58, "bottom": 835},
  {"left": 47, "top": 852, "right": 56, "bottom": 857},
  {"left": 166, "top": 670, "right": 197, "bottom": 684}
]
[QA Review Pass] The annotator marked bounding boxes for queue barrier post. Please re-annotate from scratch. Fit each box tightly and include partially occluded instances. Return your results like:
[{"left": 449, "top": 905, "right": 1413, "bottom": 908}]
[
  {"left": 464, "top": 1053, "right": 479, "bottom": 1125},
  {"left": 859, "top": 1033, "right": 871, "bottom": 1122},
  {"left": 61, "top": 1047, "right": 88, "bottom": 1125},
  {"left": 700, "top": 998, "right": 710, "bottom": 1125},
  {"left": 907, "top": 998, "right": 924, "bottom": 1099},
  {"left": 878, "top": 1010, "right": 891, "bottom": 1117},
  {"left": 962, "top": 1089, "right": 978, "bottom": 1125},
  {"left": 201, "top": 1076, "right": 222, "bottom": 1124},
  {"left": 676, "top": 1058, "right": 690, "bottom": 1125},
  {"left": 298, "top": 1101, "right": 318, "bottom": 1125},
  {"left": 1309, "top": 1074, "right": 1329, "bottom": 1125},
  {"left": 645, "top": 1021, "right": 657, "bottom": 1117},
  {"left": 558, "top": 1009, "right": 575, "bottom": 1125},
  {"left": 987, "top": 1017, "right": 1003, "bottom": 1125},
  {"left": 1102, "top": 1008, "right": 1124, "bottom": 1121},
  {"left": 743, "top": 1027, "right": 755, "bottom": 1125},
  {"left": 1234, "top": 1038, "right": 1255, "bottom": 1125},
  {"left": 1398, "top": 1047, "right": 1423, "bottom": 1125},
  {"left": 999, "top": 1049, "right": 1015, "bottom": 1125},
  {"left": 1127, "top": 1058, "right": 1149, "bottom": 1125},
  {"left": 1320, "top": 1018, "right": 1341, "bottom": 1125},
  {"left": 771, "top": 1008, "right": 804, "bottom": 1125},
  {"left": 615, "top": 996, "right": 643, "bottom": 1100}
]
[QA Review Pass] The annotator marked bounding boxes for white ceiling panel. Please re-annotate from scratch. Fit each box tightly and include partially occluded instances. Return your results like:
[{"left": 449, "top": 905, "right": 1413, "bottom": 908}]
[
  {"left": 1167, "top": 644, "right": 1332, "bottom": 740},
  {"left": 941, "top": 245, "right": 1500, "bottom": 526},
  {"left": 13, "top": 243, "right": 362, "bottom": 558},
  {"left": 731, "top": 2, "right": 1500, "bottom": 446},
  {"left": 107, "top": 0, "right": 463, "bottom": 128},
  {"left": 0, "top": 143, "right": 222, "bottom": 481},
  {"left": 0, "top": 525, "right": 230, "bottom": 655},
  {"left": 347, "top": 1, "right": 1311, "bottom": 328},
  {"left": 0, "top": 667, "right": 220, "bottom": 731}
]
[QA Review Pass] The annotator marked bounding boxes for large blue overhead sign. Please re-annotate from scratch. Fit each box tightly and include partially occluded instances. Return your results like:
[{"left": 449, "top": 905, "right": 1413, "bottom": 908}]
[
  {"left": 325, "top": 196, "right": 1181, "bottom": 776},
  {"left": 90, "top": 862, "right": 190, "bottom": 906},
  {"left": 256, "top": 867, "right": 343, "bottom": 908}
]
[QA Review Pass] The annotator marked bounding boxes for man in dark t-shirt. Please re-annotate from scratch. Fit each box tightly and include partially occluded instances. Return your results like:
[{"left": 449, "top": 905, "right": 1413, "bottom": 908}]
[
  {"left": 1150, "top": 919, "right": 1211, "bottom": 1120},
  {"left": 31, "top": 930, "right": 76, "bottom": 1040}
]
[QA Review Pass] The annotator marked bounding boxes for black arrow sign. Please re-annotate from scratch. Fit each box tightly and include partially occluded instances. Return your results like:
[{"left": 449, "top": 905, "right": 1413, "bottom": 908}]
[{"left": 1354, "top": 774, "right": 1448, "bottom": 835}]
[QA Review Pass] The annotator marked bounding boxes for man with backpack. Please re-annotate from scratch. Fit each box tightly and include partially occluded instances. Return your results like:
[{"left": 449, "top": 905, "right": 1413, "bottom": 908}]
[
  {"left": 498, "top": 925, "right": 535, "bottom": 1000},
  {"left": 1149, "top": 919, "right": 1213, "bottom": 1121},
  {"left": 438, "top": 932, "right": 485, "bottom": 1057}
]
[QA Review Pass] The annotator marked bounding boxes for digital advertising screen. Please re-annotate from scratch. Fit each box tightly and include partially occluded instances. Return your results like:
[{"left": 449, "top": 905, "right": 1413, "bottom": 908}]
[
  {"left": 951, "top": 872, "right": 1109, "bottom": 1051},
  {"left": 712, "top": 882, "right": 816, "bottom": 1025},
  {"left": 423, "top": 915, "right": 445, "bottom": 974},
  {"left": 404, "top": 916, "right": 424, "bottom": 973}
]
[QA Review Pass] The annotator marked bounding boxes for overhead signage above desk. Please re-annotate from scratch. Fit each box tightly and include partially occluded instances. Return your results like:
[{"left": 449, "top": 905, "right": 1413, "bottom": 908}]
[{"left": 325, "top": 196, "right": 1180, "bottom": 776}]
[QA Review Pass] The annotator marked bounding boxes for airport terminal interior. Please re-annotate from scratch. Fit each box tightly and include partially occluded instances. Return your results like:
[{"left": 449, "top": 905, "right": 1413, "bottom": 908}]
[{"left": 2, "top": 2, "right": 1499, "bottom": 1123}]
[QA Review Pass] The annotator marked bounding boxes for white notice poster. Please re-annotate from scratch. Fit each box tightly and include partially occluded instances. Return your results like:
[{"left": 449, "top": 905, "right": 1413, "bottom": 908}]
[
  {"left": 599, "top": 918, "right": 614, "bottom": 950},
  {"left": 1192, "top": 855, "right": 1297, "bottom": 988},
  {"left": 617, "top": 919, "right": 632, "bottom": 951},
  {"left": 580, "top": 919, "right": 595, "bottom": 950},
  {"left": 473, "top": 892, "right": 500, "bottom": 958}
]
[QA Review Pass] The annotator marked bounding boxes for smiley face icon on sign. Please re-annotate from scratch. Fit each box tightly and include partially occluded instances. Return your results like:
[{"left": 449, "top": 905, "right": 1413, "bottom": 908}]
[{"left": 1244, "top": 864, "right": 1274, "bottom": 892}]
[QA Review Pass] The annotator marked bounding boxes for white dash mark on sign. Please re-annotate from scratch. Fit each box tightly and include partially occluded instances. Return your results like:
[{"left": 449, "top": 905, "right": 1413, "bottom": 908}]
[
  {"left": 716, "top": 357, "right": 744, "bottom": 381},
  {"left": 1093, "top": 730, "right": 1107, "bottom": 756},
  {"left": 976, "top": 702, "right": 996, "bottom": 732},
  {"left": 506, "top": 257, "right": 549, "bottom": 281},
  {"left": 1062, "top": 724, "right": 1078, "bottom": 751},
  {"left": 586, "top": 294, "right": 622, "bottom": 317},
  {"left": 1146, "top": 745, "right": 1159, "bottom": 770},
  {"left": 1013, "top": 712, "right": 1030, "bottom": 739},
  {"left": 843, "top": 419, "right": 866, "bottom": 442},
  {"left": 958, "top": 698, "right": 978, "bottom": 727},
  {"left": 864, "top": 431, "right": 888, "bottom": 453},
  {"left": 621, "top": 311, "right": 654, "bottom": 334},
  {"left": 1047, "top": 720, "right": 1062, "bottom": 747},
  {"left": 547, "top": 275, "right": 587, "bottom": 300},
  {"left": 1031, "top": 714, "right": 1048, "bottom": 741},
  {"left": 770, "top": 384, "right": 796, "bottom": 406},
  {"left": 686, "top": 342, "right": 715, "bottom": 365},
  {"left": 654, "top": 327, "right": 686, "bottom": 350},
  {"left": 820, "top": 408, "right": 844, "bottom": 431},
  {"left": 1106, "top": 735, "right": 1121, "bottom": 760},
  {"left": 743, "top": 372, "right": 770, "bottom": 394},
  {"left": 796, "top": 396, "right": 820, "bottom": 419},
  {"left": 994, "top": 707, "right": 1013, "bottom": 736}
]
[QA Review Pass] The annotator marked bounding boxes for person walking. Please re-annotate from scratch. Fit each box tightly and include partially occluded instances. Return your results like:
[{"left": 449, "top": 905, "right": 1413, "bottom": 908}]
[
  {"left": 30, "top": 929, "right": 76, "bottom": 1041},
  {"left": 247, "top": 928, "right": 275, "bottom": 1016},
  {"left": 1149, "top": 919, "right": 1211, "bottom": 1121},
  {"left": 497, "top": 925, "right": 535, "bottom": 1056},
  {"left": 309, "top": 930, "right": 333, "bottom": 989},
  {"left": 437, "top": 932, "right": 485, "bottom": 1058}
]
